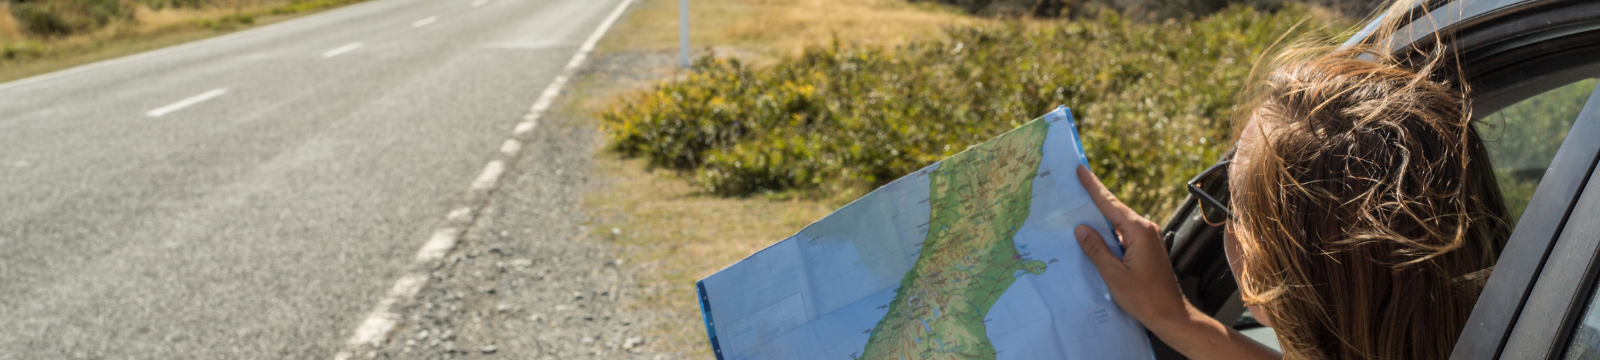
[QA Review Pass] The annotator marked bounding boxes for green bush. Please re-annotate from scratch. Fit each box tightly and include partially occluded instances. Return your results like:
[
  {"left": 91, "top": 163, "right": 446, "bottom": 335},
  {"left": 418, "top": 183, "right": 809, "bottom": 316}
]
[
  {"left": 602, "top": 5, "right": 1342, "bottom": 217},
  {"left": 269, "top": 0, "right": 363, "bottom": 15},
  {"left": 192, "top": 12, "right": 254, "bottom": 29},
  {"left": 1, "top": 41, "right": 46, "bottom": 60},
  {"left": 9, "top": 0, "right": 131, "bottom": 36},
  {"left": 141, "top": 0, "right": 203, "bottom": 10}
]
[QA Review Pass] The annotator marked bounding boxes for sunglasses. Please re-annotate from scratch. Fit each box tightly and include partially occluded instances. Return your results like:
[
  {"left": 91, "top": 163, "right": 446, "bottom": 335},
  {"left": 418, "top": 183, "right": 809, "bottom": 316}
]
[{"left": 1187, "top": 152, "right": 1233, "bottom": 226}]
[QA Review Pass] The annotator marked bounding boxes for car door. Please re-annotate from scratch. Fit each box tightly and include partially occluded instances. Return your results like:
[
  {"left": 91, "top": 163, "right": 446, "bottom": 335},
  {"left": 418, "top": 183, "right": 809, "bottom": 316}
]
[
  {"left": 1379, "top": 0, "right": 1600, "bottom": 359},
  {"left": 1154, "top": 0, "right": 1600, "bottom": 359},
  {"left": 1459, "top": 78, "right": 1600, "bottom": 360}
]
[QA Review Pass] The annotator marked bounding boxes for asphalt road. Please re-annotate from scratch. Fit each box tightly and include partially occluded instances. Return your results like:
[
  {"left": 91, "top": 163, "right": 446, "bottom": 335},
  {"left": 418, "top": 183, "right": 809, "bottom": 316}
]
[{"left": 0, "top": 0, "right": 626, "bottom": 357}]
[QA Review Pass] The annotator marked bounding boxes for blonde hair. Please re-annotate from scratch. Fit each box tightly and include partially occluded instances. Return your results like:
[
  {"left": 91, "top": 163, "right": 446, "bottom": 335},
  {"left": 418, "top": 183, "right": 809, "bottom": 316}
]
[{"left": 1230, "top": 2, "right": 1512, "bottom": 359}]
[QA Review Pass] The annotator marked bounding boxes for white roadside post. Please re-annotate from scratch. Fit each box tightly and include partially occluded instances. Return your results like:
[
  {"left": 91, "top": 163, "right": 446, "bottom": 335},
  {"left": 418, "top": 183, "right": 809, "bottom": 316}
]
[{"left": 680, "top": 0, "right": 690, "bottom": 67}]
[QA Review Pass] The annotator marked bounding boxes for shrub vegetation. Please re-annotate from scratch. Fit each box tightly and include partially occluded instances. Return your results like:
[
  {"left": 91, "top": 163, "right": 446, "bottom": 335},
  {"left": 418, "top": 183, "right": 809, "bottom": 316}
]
[
  {"left": 8, "top": 0, "right": 131, "bottom": 36},
  {"left": 602, "top": 4, "right": 1344, "bottom": 218},
  {"left": 0, "top": 0, "right": 368, "bottom": 81}
]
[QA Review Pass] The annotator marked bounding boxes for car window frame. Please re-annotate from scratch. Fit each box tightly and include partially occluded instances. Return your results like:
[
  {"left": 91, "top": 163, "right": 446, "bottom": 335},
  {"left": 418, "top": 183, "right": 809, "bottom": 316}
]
[
  {"left": 1495, "top": 84, "right": 1600, "bottom": 360},
  {"left": 1346, "top": 1, "right": 1600, "bottom": 358},
  {"left": 1145, "top": 1, "right": 1600, "bottom": 359}
]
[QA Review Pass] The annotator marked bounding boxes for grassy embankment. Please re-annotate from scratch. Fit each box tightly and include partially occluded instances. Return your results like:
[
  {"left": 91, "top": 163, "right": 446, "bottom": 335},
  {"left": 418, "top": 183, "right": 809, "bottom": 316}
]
[
  {"left": 0, "top": 0, "right": 367, "bottom": 83},
  {"left": 581, "top": 0, "right": 987, "bottom": 355},
  {"left": 583, "top": 0, "right": 1348, "bottom": 356}
]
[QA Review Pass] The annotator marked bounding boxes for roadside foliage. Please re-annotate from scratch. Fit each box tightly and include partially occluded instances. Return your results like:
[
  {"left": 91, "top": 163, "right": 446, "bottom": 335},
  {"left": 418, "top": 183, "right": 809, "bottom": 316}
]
[
  {"left": 1, "top": 0, "right": 363, "bottom": 65},
  {"left": 602, "top": 5, "right": 1342, "bottom": 218}
]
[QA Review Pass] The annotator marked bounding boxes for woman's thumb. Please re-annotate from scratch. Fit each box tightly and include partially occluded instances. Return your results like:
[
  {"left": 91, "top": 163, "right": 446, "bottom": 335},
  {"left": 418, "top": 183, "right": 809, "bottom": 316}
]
[{"left": 1076, "top": 225, "right": 1122, "bottom": 273}]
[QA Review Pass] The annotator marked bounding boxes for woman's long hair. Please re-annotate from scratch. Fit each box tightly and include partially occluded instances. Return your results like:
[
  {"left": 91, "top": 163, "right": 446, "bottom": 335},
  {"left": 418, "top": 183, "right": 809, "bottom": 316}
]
[{"left": 1230, "top": 1, "right": 1513, "bottom": 359}]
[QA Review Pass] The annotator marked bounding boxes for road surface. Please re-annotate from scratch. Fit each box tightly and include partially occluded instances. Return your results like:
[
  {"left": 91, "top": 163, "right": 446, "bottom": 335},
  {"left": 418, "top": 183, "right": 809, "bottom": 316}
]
[{"left": 0, "top": 0, "right": 627, "bottom": 357}]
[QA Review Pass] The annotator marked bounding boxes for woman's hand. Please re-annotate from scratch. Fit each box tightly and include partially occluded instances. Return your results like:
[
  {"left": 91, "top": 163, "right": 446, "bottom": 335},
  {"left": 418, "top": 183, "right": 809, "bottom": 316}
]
[
  {"left": 1072, "top": 165, "right": 1189, "bottom": 327},
  {"left": 1073, "top": 165, "right": 1280, "bottom": 360}
]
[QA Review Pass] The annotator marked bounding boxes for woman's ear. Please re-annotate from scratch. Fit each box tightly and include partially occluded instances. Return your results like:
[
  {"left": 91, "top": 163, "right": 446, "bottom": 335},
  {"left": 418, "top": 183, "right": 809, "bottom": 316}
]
[
  {"left": 1247, "top": 303, "right": 1274, "bottom": 328},
  {"left": 1225, "top": 225, "right": 1272, "bottom": 328}
]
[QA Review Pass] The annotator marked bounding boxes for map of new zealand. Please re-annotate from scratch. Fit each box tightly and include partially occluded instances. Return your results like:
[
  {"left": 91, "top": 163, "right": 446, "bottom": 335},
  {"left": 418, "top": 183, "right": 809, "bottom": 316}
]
[{"left": 696, "top": 107, "right": 1154, "bottom": 360}]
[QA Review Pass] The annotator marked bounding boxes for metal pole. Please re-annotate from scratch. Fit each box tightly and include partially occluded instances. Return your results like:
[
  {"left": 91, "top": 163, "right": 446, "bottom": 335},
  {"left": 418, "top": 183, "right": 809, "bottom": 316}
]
[{"left": 679, "top": 0, "right": 690, "bottom": 68}]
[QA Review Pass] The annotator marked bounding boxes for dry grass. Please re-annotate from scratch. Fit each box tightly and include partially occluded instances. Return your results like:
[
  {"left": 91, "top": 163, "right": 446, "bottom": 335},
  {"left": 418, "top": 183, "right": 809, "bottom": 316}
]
[
  {"left": 0, "top": 4, "right": 22, "bottom": 43},
  {"left": 580, "top": 0, "right": 983, "bottom": 356},
  {"left": 0, "top": 1, "right": 358, "bottom": 83},
  {"left": 562, "top": 51, "right": 854, "bottom": 358},
  {"left": 585, "top": 155, "right": 853, "bottom": 356},
  {"left": 602, "top": 0, "right": 988, "bottom": 64}
]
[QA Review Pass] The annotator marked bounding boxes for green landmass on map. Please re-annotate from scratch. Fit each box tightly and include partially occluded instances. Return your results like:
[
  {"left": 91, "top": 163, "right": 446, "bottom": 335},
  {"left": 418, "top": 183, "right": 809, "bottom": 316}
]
[{"left": 858, "top": 120, "right": 1050, "bottom": 360}]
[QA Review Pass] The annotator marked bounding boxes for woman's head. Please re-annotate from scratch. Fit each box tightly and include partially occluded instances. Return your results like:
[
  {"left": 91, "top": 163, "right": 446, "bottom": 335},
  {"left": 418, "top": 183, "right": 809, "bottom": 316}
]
[{"left": 1224, "top": 38, "right": 1512, "bottom": 359}]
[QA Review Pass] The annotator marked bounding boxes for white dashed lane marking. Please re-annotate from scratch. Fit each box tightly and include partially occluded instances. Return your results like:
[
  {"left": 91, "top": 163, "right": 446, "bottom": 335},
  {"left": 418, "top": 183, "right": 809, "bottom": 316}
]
[
  {"left": 413, "top": 228, "right": 462, "bottom": 263},
  {"left": 411, "top": 16, "right": 437, "bottom": 28},
  {"left": 321, "top": 42, "right": 364, "bottom": 58},
  {"left": 470, "top": 160, "right": 506, "bottom": 191},
  {"left": 331, "top": 0, "right": 637, "bottom": 358},
  {"left": 499, "top": 139, "right": 522, "bottom": 155},
  {"left": 145, "top": 88, "right": 228, "bottom": 117},
  {"left": 345, "top": 274, "right": 428, "bottom": 348}
]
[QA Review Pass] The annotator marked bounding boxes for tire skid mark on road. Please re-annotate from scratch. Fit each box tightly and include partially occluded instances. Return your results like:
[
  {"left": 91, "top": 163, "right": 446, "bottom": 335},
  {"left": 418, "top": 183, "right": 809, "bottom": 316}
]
[{"left": 331, "top": 0, "right": 636, "bottom": 358}]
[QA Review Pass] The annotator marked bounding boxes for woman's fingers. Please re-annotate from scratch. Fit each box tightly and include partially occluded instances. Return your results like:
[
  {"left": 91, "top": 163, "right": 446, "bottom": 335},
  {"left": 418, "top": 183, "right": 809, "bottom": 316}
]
[
  {"left": 1076, "top": 165, "right": 1141, "bottom": 229},
  {"left": 1076, "top": 225, "right": 1124, "bottom": 273},
  {"left": 1069, "top": 165, "right": 1192, "bottom": 334}
]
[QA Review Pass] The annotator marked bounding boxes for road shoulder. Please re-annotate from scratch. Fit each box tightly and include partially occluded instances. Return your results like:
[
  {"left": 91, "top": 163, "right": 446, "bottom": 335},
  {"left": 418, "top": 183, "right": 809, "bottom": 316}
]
[{"left": 371, "top": 51, "right": 684, "bottom": 360}]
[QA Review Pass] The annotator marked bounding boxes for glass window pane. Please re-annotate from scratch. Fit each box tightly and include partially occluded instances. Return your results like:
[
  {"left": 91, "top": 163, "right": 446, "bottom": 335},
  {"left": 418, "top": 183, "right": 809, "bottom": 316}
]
[
  {"left": 1569, "top": 305, "right": 1600, "bottom": 360},
  {"left": 1477, "top": 79, "right": 1600, "bottom": 224}
]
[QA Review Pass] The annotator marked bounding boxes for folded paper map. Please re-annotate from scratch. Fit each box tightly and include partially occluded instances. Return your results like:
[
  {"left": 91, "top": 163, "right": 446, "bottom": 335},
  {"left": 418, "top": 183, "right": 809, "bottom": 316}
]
[{"left": 696, "top": 106, "right": 1155, "bottom": 360}]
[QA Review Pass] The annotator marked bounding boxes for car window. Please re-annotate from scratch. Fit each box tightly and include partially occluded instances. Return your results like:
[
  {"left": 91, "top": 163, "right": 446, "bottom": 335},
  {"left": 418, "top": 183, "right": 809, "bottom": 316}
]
[
  {"left": 1213, "top": 81, "right": 1600, "bottom": 357},
  {"left": 1567, "top": 298, "right": 1600, "bottom": 360},
  {"left": 1504, "top": 79, "right": 1600, "bottom": 360},
  {"left": 1478, "top": 79, "right": 1600, "bottom": 224}
]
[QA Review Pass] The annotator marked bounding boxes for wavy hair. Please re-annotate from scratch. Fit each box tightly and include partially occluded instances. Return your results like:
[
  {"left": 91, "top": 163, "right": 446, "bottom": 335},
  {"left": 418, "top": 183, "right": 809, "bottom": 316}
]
[{"left": 1230, "top": 1, "right": 1512, "bottom": 359}]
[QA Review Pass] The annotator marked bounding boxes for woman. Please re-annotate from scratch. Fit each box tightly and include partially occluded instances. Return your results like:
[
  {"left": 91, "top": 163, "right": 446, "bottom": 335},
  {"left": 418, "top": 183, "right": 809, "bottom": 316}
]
[{"left": 1072, "top": 8, "right": 1512, "bottom": 359}]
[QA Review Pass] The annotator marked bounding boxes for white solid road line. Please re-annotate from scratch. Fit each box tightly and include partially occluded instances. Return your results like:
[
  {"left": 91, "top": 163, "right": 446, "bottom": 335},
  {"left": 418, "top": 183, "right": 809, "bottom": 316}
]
[
  {"left": 411, "top": 16, "right": 437, "bottom": 28},
  {"left": 332, "top": 1, "right": 638, "bottom": 358},
  {"left": 321, "top": 42, "right": 364, "bottom": 58},
  {"left": 470, "top": 0, "right": 487, "bottom": 7},
  {"left": 145, "top": 88, "right": 228, "bottom": 117}
]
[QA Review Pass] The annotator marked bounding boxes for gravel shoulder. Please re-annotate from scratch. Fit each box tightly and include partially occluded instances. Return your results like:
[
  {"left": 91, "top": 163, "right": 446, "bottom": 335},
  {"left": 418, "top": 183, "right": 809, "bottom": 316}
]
[{"left": 371, "top": 51, "right": 688, "bottom": 360}]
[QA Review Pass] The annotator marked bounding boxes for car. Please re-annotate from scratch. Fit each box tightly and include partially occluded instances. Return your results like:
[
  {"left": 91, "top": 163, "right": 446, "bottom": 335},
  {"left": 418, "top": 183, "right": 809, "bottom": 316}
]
[{"left": 1157, "top": 0, "right": 1600, "bottom": 358}]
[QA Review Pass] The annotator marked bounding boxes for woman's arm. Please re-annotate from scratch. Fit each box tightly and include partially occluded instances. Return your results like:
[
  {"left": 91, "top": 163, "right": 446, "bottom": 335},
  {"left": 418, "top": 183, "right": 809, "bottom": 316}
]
[{"left": 1073, "top": 165, "right": 1280, "bottom": 360}]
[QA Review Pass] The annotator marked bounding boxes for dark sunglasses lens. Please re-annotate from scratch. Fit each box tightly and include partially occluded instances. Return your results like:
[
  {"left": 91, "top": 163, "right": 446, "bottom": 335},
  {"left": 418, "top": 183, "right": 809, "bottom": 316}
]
[{"left": 1198, "top": 196, "right": 1229, "bottom": 224}]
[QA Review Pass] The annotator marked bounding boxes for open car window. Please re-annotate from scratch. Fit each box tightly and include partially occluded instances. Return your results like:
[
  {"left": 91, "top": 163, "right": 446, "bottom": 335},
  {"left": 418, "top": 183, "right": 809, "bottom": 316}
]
[{"left": 1478, "top": 79, "right": 1600, "bottom": 226}]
